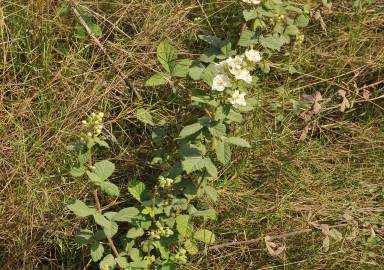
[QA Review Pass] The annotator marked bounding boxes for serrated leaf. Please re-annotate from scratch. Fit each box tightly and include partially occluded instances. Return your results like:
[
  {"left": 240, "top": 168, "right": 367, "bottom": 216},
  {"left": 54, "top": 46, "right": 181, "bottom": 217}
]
[
  {"left": 90, "top": 241, "right": 104, "bottom": 262},
  {"left": 96, "top": 181, "right": 120, "bottom": 197},
  {"left": 93, "top": 160, "right": 115, "bottom": 181},
  {"left": 284, "top": 24, "right": 299, "bottom": 35},
  {"left": 194, "top": 229, "right": 215, "bottom": 244},
  {"left": 126, "top": 227, "right": 145, "bottom": 239},
  {"left": 191, "top": 208, "right": 217, "bottom": 220},
  {"left": 176, "top": 215, "right": 194, "bottom": 237},
  {"left": 260, "top": 35, "right": 285, "bottom": 50},
  {"left": 179, "top": 122, "right": 204, "bottom": 138},
  {"left": 184, "top": 239, "right": 199, "bottom": 255},
  {"left": 136, "top": 108, "right": 155, "bottom": 126},
  {"left": 70, "top": 166, "right": 85, "bottom": 177},
  {"left": 208, "top": 122, "right": 226, "bottom": 137},
  {"left": 295, "top": 14, "right": 309, "bottom": 27},
  {"left": 115, "top": 256, "right": 130, "bottom": 268},
  {"left": 204, "top": 185, "right": 218, "bottom": 202},
  {"left": 189, "top": 63, "right": 205, "bottom": 80},
  {"left": 145, "top": 73, "right": 168, "bottom": 87},
  {"left": 66, "top": 200, "right": 95, "bottom": 217},
  {"left": 93, "top": 213, "right": 118, "bottom": 237},
  {"left": 99, "top": 254, "right": 116, "bottom": 270},
  {"left": 238, "top": 30, "right": 258, "bottom": 47},
  {"left": 157, "top": 42, "right": 178, "bottom": 73},
  {"left": 216, "top": 140, "right": 231, "bottom": 165},
  {"left": 243, "top": 9, "right": 258, "bottom": 21},
  {"left": 172, "top": 59, "right": 192, "bottom": 78},
  {"left": 225, "top": 137, "right": 251, "bottom": 148},
  {"left": 113, "top": 207, "right": 140, "bottom": 222},
  {"left": 198, "top": 35, "right": 225, "bottom": 48},
  {"left": 128, "top": 179, "right": 150, "bottom": 202},
  {"left": 74, "top": 229, "right": 94, "bottom": 245},
  {"left": 182, "top": 157, "right": 205, "bottom": 174},
  {"left": 203, "top": 158, "right": 217, "bottom": 177}
]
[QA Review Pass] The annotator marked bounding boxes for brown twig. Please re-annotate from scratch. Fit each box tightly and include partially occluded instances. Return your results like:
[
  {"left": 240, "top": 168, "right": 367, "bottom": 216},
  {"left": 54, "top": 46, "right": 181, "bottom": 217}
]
[
  {"left": 67, "top": 0, "right": 142, "bottom": 100},
  {"left": 208, "top": 223, "right": 348, "bottom": 250}
]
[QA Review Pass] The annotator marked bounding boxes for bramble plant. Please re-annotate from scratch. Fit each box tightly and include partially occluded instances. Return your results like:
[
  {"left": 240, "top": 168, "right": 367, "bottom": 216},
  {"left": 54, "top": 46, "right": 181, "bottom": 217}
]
[{"left": 66, "top": 1, "right": 310, "bottom": 269}]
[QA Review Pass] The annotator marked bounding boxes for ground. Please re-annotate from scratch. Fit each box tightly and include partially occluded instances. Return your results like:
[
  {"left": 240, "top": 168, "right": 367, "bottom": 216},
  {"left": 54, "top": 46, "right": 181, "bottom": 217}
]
[{"left": 1, "top": 0, "right": 383, "bottom": 269}]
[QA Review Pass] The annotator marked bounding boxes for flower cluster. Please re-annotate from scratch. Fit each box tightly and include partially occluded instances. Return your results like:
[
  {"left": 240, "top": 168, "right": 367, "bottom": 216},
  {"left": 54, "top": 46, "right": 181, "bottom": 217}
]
[
  {"left": 81, "top": 112, "right": 104, "bottom": 138},
  {"left": 148, "top": 225, "right": 174, "bottom": 240},
  {"left": 158, "top": 176, "right": 174, "bottom": 188},
  {"left": 242, "top": 0, "right": 261, "bottom": 5},
  {"left": 212, "top": 49, "right": 262, "bottom": 106}
]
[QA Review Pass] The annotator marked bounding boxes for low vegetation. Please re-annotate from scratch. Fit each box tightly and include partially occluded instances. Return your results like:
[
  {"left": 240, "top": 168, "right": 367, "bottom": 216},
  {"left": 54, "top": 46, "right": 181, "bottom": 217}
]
[{"left": 1, "top": 0, "right": 383, "bottom": 269}]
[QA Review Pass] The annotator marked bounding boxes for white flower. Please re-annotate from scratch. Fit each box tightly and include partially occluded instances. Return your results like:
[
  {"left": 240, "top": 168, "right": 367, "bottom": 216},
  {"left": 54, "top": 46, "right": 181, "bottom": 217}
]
[
  {"left": 212, "top": 74, "right": 232, "bottom": 91},
  {"left": 233, "top": 69, "right": 253, "bottom": 83},
  {"left": 226, "top": 56, "right": 244, "bottom": 70},
  {"left": 245, "top": 49, "right": 262, "bottom": 62},
  {"left": 243, "top": 0, "right": 261, "bottom": 4},
  {"left": 229, "top": 90, "right": 247, "bottom": 106}
]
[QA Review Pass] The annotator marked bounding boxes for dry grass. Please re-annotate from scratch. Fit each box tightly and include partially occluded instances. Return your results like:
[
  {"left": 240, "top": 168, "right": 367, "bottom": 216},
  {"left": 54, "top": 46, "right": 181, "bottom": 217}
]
[{"left": 1, "top": 0, "right": 383, "bottom": 269}]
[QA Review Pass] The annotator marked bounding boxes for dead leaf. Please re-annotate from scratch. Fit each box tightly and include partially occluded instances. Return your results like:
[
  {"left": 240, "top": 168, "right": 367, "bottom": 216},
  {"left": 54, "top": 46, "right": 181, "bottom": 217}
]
[
  {"left": 299, "top": 124, "right": 310, "bottom": 141},
  {"left": 264, "top": 236, "right": 286, "bottom": 257},
  {"left": 314, "top": 92, "right": 322, "bottom": 102},
  {"left": 329, "top": 228, "right": 343, "bottom": 241},
  {"left": 337, "top": 89, "right": 346, "bottom": 98},
  {"left": 322, "top": 236, "right": 330, "bottom": 252},
  {"left": 362, "top": 89, "right": 371, "bottom": 100},
  {"left": 340, "top": 98, "right": 350, "bottom": 112},
  {"left": 313, "top": 102, "right": 321, "bottom": 114}
]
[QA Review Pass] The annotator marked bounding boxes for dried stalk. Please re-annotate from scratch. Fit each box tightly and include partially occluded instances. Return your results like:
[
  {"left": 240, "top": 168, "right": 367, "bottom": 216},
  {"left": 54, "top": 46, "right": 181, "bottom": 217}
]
[
  {"left": 67, "top": 0, "right": 142, "bottom": 100},
  {"left": 209, "top": 223, "right": 348, "bottom": 250}
]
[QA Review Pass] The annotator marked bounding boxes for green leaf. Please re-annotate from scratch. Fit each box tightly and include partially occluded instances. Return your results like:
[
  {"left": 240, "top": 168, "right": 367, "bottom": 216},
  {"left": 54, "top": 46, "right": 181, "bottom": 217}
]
[
  {"left": 194, "top": 229, "right": 215, "bottom": 244},
  {"left": 113, "top": 207, "right": 140, "bottom": 222},
  {"left": 128, "top": 179, "right": 150, "bottom": 202},
  {"left": 172, "top": 59, "right": 192, "bottom": 78},
  {"left": 191, "top": 208, "right": 217, "bottom": 220},
  {"left": 94, "top": 137, "right": 110, "bottom": 148},
  {"left": 238, "top": 30, "right": 258, "bottom": 47},
  {"left": 285, "top": 25, "right": 299, "bottom": 36},
  {"left": 74, "top": 229, "right": 94, "bottom": 245},
  {"left": 226, "top": 137, "right": 251, "bottom": 148},
  {"left": 99, "top": 254, "right": 116, "bottom": 270},
  {"left": 179, "top": 143, "right": 202, "bottom": 158},
  {"left": 88, "top": 21, "right": 102, "bottom": 37},
  {"left": 66, "top": 200, "right": 95, "bottom": 217},
  {"left": 136, "top": 108, "right": 155, "bottom": 126},
  {"left": 160, "top": 262, "right": 177, "bottom": 270},
  {"left": 145, "top": 73, "right": 168, "bottom": 87},
  {"left": 126, "top": 227, "right": 145, "bottom": 239},
  {"left": 93, "top": 213, "right": 118, "bottom": 237},
  {"left": 115, "top": 256, "right": 130, "bottom": 268},
  {"left": 208, "top": 122, "right": 226, "bottom": 137},
  {"left": 90, "top": 241, "right": 104, "bottom": 262},
  {"left": 184, "top": 239, "right": 199, "bottom": 255},
  {"left": 243, "top": 9, "right": 258, "bottom": 21},
  {"left": 179, "top": 122, "right": 204, "bottom": 138},
  {"left": 129, "top": 248, "right": 142, "bottom": 262},
  {"left": 204, "top": 185, "right": 218, "bottom": 202},
  {"left": 176, "top": 215, "right": 194, "bottom": 237},
  {"left": 198, "top": 35, "right": 225, "bottom": 48},
  {"left": 182, "top": 157, "right": 205, "bottom": 174},
  {"left": 203, "top": 158, "right": 218, "bottom": 177},
  {"left": 93, "top": 160, "right": 115, "bottom": 181},
  {"left": 215, "top": 140, "right": 231, "bottom": 165},
  {"left": 189, "top": 63, "right": 205, "bottom": 80},
  {"left": 70, "top": 166, "right": 85, "bottom": 177},
  {"left": 295, "top": 14, "right": 309, "bottom": 27},
  {"left": 157, "top": 42, "right": 178, "bottom": 73},
  {"left": 227, "top": 109, "right": 243, "bottom": 123},
  {"left": 260, "top": 35, "right": 286, "bottom": 50},
  {"left": 220, "top": 41, "right": 232, "bottom": 57},
  {"left": 201, "top": 63, "right": 216, "bottom": 85},
  {"left": 96, "top": 181, "right": 120, "bottom": 197}
]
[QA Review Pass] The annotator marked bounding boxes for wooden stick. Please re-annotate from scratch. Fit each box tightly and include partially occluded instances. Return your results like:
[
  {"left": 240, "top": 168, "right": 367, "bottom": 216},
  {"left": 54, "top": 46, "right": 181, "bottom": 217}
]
[
  {"left": 208, "top": 223, "right": 348, "bottom": 250},
  {"left": 67, "top": 0, "right": 142, "bottom": 100}
]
